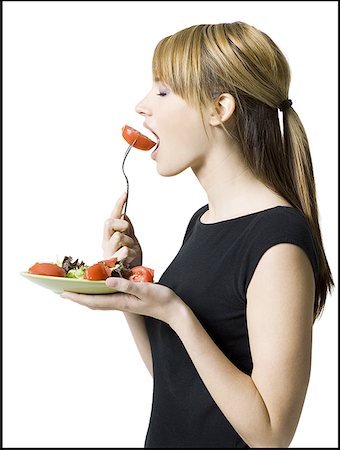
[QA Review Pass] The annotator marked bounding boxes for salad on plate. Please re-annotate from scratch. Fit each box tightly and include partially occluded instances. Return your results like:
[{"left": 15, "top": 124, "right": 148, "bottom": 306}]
[{"left": 21, "top": 256, "right": 154, "bottom": 295}]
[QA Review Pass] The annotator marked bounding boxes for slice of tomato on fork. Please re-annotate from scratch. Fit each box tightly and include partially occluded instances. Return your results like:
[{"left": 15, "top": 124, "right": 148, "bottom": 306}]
[{"left": 122, "top": 125, "right": 156, "bottom": 150}]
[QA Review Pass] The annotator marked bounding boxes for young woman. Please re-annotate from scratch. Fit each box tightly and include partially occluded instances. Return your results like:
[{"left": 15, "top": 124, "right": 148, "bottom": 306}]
[{"left": 61, "top": 22, "right": 334, "bottom": 448}]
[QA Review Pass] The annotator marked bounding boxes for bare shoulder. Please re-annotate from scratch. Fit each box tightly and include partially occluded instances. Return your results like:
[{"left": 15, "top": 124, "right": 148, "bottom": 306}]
[{"left": 246, "top": 242, "right": 315, "bottom": 323}]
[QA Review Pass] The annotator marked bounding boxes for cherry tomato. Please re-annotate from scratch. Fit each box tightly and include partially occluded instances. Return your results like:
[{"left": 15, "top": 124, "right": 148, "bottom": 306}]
[
  {"left": 84, "top": 262, "right": 111, "bottom": 280},
  {"left": 28, "top": 263, "right": 66, "bottom": 277},
  {"left": 128, "top": 266, "right": 154, "bottom": 283},
  {"left": 122, "top": 125, "right": 156, "bottom": 150}
]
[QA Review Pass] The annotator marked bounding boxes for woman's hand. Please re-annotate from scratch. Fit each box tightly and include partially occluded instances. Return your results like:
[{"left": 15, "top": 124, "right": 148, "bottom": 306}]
[
  {"left": 102, "top": 192, "right": 142, "bottom": 266},
  {"left": 61, "top": 278, "right": 187, "bottom": 327}
]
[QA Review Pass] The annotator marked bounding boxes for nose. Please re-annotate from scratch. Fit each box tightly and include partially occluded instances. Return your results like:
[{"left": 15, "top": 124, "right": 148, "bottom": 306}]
[{"left": 135, "top": 95, "right": 152, "bottom": 117}]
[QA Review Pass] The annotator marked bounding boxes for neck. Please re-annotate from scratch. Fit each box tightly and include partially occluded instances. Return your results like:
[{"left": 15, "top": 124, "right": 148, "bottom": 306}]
[{"left": 191, "top": 141, "right": 279, "bottom": 222}]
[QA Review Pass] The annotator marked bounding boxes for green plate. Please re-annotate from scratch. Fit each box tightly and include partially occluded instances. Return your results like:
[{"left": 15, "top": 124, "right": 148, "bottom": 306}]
[{"left": 20, "top": 272, "right": 118, "bottom": 295}]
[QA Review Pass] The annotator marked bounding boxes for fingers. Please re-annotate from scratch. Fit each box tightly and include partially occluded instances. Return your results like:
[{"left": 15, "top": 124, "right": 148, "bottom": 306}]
[
  {"left": 61, "top": 292, "right": 103, "bottom": 308},
  {"left": 102, "top": 226, "right": 136, "bottom": 262},
  {"left": 110, "top": 192, "right": 127, "bottom": 220},
  {"left": 102, "top": 193, "right": 140, "bottom": 263},
  {"left": 112, "top": 246, "right": 137, "bottom": 264},
  {"left": 103, "top": 218, "right": 129, "bottom": 242},
  {"left": 60, "top": 291, "right": 136, "bottom": 311},
  {"left": 104, "top": 229, "right": 135, "bottom": 251}
]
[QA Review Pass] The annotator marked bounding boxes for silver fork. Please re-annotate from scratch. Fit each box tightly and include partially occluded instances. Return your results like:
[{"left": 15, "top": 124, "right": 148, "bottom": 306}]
[{"left": 121, "top": 139, "right": 137, "bottom": 217}]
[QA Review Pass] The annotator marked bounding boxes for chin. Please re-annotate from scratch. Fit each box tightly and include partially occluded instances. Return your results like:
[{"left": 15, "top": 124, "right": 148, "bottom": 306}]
[{"left": 156, "top": 162, "right": 188, "bottom": 177}]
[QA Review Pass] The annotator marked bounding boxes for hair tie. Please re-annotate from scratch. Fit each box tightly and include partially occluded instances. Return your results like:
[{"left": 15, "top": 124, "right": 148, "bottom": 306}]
[{"left": 278, "top": 99, "right": 293, "bottom": 112}]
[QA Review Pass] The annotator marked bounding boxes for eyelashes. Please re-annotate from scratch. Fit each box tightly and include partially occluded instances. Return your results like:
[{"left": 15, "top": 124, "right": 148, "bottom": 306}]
[{"left": 156, "top": 85, "right": 170, "bottom": 97}]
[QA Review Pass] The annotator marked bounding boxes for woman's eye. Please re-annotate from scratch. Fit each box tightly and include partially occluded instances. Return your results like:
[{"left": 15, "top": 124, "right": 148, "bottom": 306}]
[{"left": 156, "top": 85, "right": 170, "bottom": 97}]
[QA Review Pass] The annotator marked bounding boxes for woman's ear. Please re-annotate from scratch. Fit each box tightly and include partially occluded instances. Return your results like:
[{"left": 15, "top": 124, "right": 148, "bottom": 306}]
[{"left": 209, "top": 93, "right": 236, "bottom": 126}]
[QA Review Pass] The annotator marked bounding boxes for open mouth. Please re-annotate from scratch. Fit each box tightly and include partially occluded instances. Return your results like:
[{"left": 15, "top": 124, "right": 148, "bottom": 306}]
[
  {"left": 154, "top": 136, "right": 160, "bottom": 151},
  {"left": 143, "top": 123, "right": 160, "bottom": 151}
]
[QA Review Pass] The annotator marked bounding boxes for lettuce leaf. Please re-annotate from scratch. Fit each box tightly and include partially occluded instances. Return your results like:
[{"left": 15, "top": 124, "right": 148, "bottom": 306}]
[
  {"left": 66, "top": 266, "right": 88, "bottom": 279},
  {"left": 62, "top": 256, "right": 87, "bottom": 273}
]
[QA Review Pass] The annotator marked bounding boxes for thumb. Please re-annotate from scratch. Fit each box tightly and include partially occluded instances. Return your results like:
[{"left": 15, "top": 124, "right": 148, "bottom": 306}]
[{"left": 106, "top": 277, "right": 142, "bottom": 296}]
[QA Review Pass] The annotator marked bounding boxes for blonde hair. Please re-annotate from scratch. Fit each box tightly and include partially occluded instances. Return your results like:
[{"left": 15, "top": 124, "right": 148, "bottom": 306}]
[{"left": 152, "top": 22, "right": 334, "bottom": 321}]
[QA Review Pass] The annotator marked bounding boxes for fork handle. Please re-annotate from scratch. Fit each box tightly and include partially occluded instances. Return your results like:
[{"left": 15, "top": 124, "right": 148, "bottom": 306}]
[{"left": 121, "top": 140, "right": 136, "bottom": 217}]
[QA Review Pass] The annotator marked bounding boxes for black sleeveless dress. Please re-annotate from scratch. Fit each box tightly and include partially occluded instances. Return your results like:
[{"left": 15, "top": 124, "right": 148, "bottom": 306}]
[{"left": 144, "top": 205, "right": 319, "bottom": 448}]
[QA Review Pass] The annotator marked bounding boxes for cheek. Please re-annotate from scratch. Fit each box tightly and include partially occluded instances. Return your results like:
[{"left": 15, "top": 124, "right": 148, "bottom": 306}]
[
  {"left": 162, "top": 113, "right": 208, "bottom": 159},
  {"left": 157, "top": 129, "right": 208, "bottom": 177}
]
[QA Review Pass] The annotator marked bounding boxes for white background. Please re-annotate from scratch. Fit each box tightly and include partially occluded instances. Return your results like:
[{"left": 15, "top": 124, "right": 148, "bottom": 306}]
[{"left": 3, "top": 1, "right": 338, "bottom": 448}]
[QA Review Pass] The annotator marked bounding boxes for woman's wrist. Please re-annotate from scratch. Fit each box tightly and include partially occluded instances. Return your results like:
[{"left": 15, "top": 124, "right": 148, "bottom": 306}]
[{"left": 167, "top": 298, "right": 194, "bottom": 333}]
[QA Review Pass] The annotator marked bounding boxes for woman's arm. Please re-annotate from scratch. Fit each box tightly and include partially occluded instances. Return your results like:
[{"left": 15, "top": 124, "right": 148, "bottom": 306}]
[
  {"left": 101, "top": 193, "right": 153, "bottom": 375},
  {"left": 170, "top": 243, "right": 315, "bottom": 448},
  {"left": 61, "top": 242, "right": 314, "bottom": 447},
  {"left": 123, "top": 312, "right": 153, "bottom": 376}
]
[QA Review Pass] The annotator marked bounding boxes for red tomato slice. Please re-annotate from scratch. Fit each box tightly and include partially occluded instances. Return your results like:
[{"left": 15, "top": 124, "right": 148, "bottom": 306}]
[
  {"left": 101, "top": 257, "right": 118, "bottom": 268},
  {"left": 122, "top": 125, "right": 156, "bottom": 151},
  {"left": 84, "top": 262, "right": 111, "bottom": 280},
  {"left": 28, "top": 263, "right": 66, "bottom": 277},
  {"left": 128, "top": 266, "right": 154, "bottom": 283}
]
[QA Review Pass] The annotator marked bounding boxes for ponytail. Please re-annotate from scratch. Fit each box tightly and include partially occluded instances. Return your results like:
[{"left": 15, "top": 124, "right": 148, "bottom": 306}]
[
  {"left": 282, "top": 107, "right": 334, "bottom": 320},
  {"left": 235, "top": 96, "right": 334, "bottom": 322}
]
